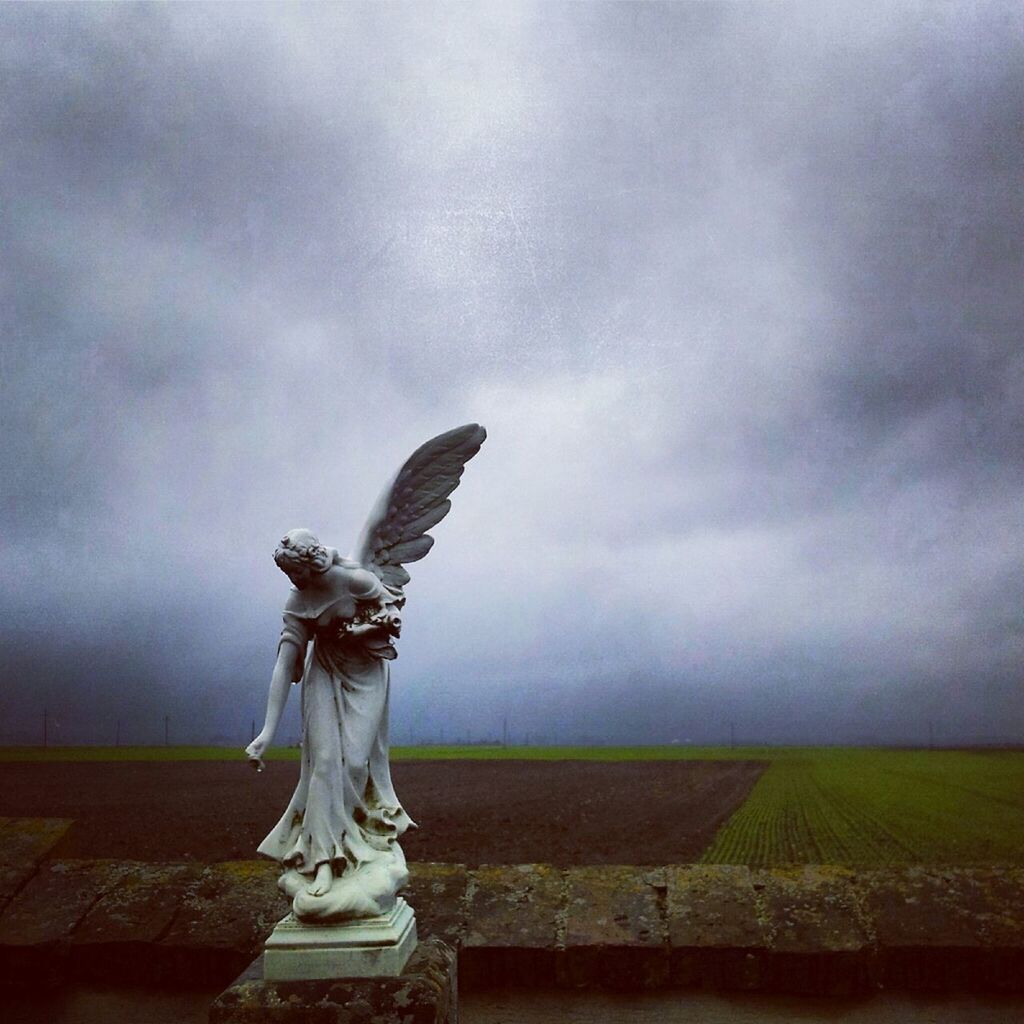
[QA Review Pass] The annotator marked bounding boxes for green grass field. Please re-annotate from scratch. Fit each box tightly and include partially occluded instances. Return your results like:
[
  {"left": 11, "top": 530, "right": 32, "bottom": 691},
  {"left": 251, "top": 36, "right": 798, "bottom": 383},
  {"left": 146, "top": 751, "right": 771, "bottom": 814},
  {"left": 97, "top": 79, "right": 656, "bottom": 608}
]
[
  {"left": 2, "top": 744, "right": 1022, "bottom": 866},
  {"left": 701, "top": 748, "right": 1024, "bottom": 866}
]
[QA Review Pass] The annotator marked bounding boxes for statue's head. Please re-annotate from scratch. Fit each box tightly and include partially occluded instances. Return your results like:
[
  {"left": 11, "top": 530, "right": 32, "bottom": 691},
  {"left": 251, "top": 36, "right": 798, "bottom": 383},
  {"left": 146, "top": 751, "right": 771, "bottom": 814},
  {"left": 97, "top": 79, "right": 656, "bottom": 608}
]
[{"left": 274, "top": 528, "right": 332, "bottom": 588}]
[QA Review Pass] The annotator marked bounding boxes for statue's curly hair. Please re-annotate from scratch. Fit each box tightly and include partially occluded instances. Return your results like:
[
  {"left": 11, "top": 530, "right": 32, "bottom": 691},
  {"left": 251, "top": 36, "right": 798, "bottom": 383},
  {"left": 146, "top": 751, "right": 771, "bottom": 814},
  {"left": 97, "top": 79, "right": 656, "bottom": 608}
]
[{"left": 273, "top": 528, "right": 332, "bottom": 576}]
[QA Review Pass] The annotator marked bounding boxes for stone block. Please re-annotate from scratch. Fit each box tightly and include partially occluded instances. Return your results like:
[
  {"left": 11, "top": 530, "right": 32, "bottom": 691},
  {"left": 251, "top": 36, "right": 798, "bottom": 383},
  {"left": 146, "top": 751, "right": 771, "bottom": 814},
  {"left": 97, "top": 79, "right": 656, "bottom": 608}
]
[
  {"left": 209, "top": 936, "right": 457, "bottom": 1024},
  {"left": 559, "top": 866, "right": 668, "bottom": 989},
  {"left": 0, "top": 859, "right": 123, "bottom": 987},
  {"left": 461, "top": 864, "right": 563, "bottom": 988},
  {"left": 160, "top": 860, "right": 287, "bottom": 986},
  {"left": 404, "top": 862, "right": 469, "bottom": 949},
  {"left": 264, "top": 899, "right": 417, "bottom": 980},
  {"left": 666, "top": 864, "right": 768, "bottom": 990},
  {"left": 0, "top": 818, "right": 75, "bottom": 913},
  {"left": 971, "top": 867, "right": 1024, "bottom": 992},
  {"left": 70, "top": 861, "right": 203, "bottom": 983},
  {"left": 757, "top": 866, "right": 871, "bottom": 995},
  {"left": 858, "top": 866, "right": 1024, "bottom": 992}
]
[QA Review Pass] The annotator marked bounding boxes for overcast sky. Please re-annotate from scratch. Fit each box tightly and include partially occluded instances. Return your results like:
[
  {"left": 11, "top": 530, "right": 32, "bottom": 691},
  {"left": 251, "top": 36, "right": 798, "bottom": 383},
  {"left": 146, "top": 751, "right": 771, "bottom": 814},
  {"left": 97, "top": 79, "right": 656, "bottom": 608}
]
[{"left": 2, "top": 2, "right": 1022, "bottom": 747}]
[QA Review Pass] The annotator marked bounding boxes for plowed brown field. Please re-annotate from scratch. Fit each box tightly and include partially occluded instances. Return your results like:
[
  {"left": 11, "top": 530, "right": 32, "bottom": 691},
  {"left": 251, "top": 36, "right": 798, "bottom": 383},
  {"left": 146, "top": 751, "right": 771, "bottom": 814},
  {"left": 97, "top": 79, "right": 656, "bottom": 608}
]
[{"left": 0, "top": 759, "right": 764, "bottom": 865}]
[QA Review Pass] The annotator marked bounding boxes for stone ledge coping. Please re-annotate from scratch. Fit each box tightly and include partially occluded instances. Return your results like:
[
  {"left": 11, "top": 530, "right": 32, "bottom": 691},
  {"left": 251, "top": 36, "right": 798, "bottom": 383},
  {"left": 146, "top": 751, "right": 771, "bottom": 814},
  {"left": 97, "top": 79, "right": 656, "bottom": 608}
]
[{"left": 0, "top": 823, "right": 1021, "bottom": 995}]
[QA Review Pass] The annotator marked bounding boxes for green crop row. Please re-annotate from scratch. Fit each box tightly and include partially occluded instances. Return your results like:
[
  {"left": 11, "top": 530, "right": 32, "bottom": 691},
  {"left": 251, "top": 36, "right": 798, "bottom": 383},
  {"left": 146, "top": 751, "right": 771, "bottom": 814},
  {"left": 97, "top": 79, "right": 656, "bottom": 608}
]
[{"left": 703, "top": 749, "right": 1024, "bottom": 866}]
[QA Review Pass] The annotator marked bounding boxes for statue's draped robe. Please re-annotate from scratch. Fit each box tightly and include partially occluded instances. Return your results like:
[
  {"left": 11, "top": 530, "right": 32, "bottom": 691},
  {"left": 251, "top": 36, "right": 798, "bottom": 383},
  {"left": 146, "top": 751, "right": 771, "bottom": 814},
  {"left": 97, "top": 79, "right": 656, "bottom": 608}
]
[{"left": 257, "top": 563, "right": 412, "bottom": 872}]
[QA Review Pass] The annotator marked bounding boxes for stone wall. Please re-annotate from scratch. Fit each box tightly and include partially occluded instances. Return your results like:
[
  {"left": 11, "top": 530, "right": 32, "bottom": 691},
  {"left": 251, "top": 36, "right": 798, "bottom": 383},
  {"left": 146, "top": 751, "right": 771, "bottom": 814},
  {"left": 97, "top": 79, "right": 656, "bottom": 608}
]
[{"left": 0, "top": 818, "right": 1021, "bottom": 995}]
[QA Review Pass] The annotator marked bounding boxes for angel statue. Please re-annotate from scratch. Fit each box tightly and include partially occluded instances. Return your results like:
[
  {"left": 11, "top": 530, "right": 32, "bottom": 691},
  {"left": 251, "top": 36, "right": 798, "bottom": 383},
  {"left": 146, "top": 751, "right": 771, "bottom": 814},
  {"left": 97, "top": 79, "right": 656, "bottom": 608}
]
[{"left": 245, "top": 424, "right": 486, "bottom": 922}]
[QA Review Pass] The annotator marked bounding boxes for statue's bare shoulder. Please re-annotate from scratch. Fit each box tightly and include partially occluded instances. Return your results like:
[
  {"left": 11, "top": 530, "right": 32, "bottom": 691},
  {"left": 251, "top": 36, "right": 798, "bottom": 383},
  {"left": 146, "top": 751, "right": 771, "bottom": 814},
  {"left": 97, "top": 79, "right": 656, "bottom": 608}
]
[{"left": 283, "top": 563, "right": 380, "bottom": 621}]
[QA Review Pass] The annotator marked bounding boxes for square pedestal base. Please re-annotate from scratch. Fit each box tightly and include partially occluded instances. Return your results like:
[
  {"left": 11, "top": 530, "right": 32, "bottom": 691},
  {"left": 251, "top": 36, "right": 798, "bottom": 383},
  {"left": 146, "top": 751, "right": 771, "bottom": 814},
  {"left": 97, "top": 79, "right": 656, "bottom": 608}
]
[
  {"left": 209, "top": 937, "right": 456, "bottom": 1024},
  {"left": 263, "top": 898, "right": 417, "bottom": 980}
]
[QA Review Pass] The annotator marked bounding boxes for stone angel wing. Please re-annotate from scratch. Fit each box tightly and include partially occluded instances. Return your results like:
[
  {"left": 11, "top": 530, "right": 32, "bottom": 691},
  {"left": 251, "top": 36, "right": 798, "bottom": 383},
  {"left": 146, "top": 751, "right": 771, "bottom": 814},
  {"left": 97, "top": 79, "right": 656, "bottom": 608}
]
[{"left": 352, "top": 423, "right": 487, "bottom": 594}]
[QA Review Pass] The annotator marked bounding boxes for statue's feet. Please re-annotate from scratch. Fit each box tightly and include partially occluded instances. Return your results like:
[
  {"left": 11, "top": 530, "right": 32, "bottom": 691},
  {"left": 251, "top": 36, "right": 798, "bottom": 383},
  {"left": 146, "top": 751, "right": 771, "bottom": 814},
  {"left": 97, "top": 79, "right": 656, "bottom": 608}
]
[{"left": 306, "top": 861, "right": 333, "bottom": 897}]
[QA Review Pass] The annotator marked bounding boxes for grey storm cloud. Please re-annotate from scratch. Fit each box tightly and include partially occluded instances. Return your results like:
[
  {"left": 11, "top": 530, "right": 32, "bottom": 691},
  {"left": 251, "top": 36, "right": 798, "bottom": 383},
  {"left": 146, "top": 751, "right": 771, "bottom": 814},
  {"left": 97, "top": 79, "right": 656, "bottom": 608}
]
[{"left": 1, "top": 2, "right": 1022, "bottom": 746}]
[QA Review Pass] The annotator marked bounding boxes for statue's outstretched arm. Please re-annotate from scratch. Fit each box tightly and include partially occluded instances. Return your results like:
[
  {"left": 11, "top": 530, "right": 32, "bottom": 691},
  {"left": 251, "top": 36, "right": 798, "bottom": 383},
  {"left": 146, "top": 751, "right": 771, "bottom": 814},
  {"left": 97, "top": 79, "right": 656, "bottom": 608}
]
[{"left": 245, "top": 642, "right": 300, "bottom": 769}]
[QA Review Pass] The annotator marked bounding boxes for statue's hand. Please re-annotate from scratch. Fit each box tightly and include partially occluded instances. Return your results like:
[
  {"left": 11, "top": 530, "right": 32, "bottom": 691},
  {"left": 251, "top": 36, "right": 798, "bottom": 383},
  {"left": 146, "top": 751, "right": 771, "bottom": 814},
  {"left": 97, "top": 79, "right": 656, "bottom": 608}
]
[
  {"left": 342, "top": 619, "right": 382, "bottom": 638},
  {"left": 383, "top": 606, "right": 402, "bottom": 637},
  {"left": 340, "top": 601, "right": 400, "bottom": 639},
  {"left": 245, "top": 731, "right": 269, "bottom": 773}
]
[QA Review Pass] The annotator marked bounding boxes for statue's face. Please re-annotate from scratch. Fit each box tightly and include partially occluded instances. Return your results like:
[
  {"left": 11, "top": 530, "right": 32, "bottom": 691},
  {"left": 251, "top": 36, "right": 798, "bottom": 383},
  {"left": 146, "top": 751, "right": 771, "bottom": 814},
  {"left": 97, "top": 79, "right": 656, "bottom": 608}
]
[{"left": 282, "top": 562, "right": 317, "bottom": 589}]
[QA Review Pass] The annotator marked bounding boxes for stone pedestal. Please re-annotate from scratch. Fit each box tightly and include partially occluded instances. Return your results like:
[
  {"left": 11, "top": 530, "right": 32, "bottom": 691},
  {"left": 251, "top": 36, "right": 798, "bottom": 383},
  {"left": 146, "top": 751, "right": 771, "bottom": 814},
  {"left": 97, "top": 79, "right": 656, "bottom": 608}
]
[
  {"left": 209, "top": 936, "right": 456, "bottom": 1024},
  {"left": 264, "top": 898, "right": 417, "bottom": 981}
]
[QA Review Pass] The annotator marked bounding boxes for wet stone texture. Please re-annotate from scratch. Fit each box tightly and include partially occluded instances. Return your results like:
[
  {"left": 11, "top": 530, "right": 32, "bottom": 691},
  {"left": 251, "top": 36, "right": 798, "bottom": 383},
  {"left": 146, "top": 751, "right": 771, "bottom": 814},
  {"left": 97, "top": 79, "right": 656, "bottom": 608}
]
[
  {"left": 756, "top": 866, "right": 871, "bottom": 996},
  {"left": 973, "top": 867, "right": 1024, "bottom": 992},
  {"left": 209, "top": 937, "right": 457, "bottom": 1024},
  {"left": 667, "top": 865, "right": 769, "bottom": 991},
  {"left": 159, "top": 860, "right": 286, "bottom": 987},
  {"left": 856, "top": 866, "right": 1024, "bottom": 993},
  {"left": 0, "top": 817, "right": 74, "bottom": 915},
  {"left": 560, "top": 866, "right": 668, "bottom": 989},
  {"left": 404, "top": 862, "right": 470, "bottom": 951},
  {"left": 0, "top": 858, "right": 124, "bottom": 987},
  {"left": 461, "top": 864, "right": 563, "bottom": 988},
  {"left": 71, "top": 861, "right": 204, "bottom": 984}
]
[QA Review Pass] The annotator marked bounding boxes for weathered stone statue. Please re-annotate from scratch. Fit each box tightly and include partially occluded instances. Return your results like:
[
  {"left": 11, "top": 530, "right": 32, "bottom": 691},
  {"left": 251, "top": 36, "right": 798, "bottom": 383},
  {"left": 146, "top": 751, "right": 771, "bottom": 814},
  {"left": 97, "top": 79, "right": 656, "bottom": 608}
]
[{"left": 246, "top": 424, "right": 486, "bottom": 929}]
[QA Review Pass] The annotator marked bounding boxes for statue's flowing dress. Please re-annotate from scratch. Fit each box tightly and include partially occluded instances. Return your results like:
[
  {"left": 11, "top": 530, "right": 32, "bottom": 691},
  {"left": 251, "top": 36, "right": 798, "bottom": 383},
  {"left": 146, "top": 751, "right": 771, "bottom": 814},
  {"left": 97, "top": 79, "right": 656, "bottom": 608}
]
[{"left": 257, "top": 563, "right": 412, "bottom": 873}]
